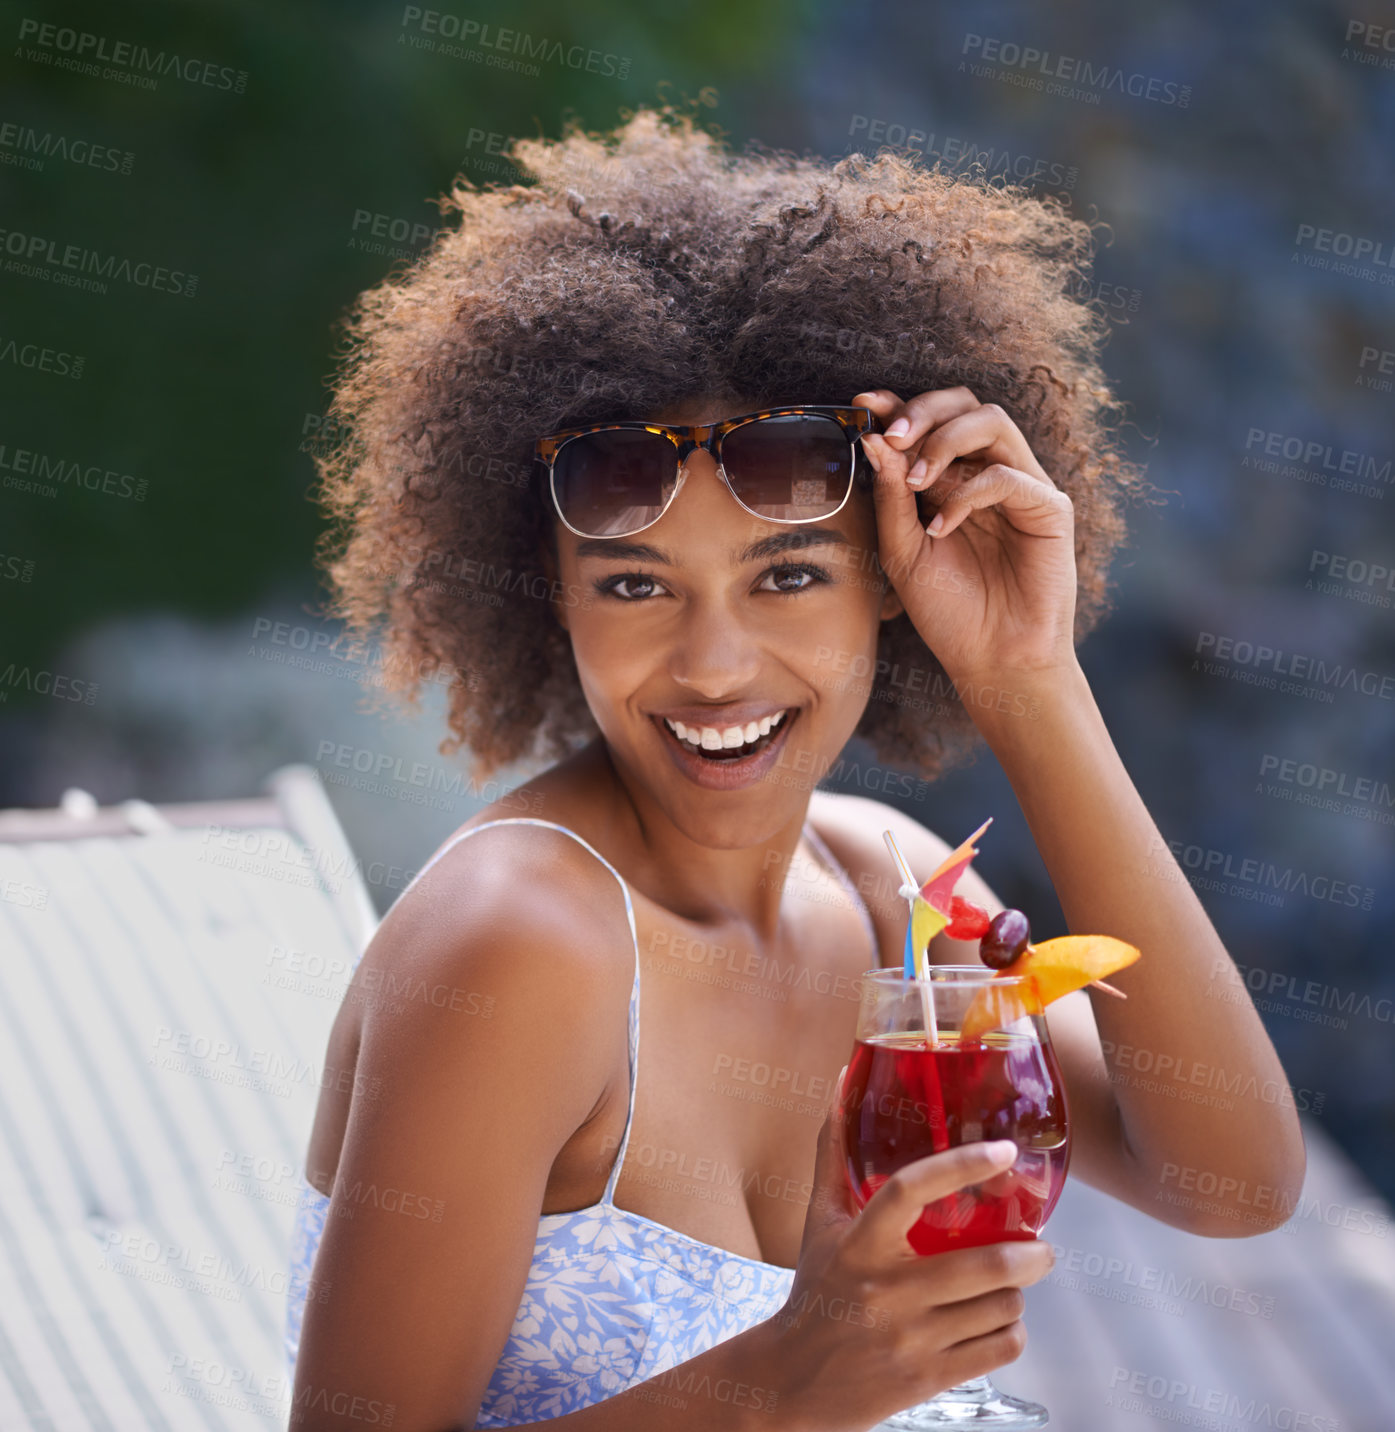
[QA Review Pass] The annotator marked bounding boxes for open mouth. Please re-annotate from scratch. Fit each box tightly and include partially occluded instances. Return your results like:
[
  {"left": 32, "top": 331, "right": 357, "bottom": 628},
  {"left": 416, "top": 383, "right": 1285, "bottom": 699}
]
[{"left": 658, "top": 709, "right": 794, "bottom": 763}]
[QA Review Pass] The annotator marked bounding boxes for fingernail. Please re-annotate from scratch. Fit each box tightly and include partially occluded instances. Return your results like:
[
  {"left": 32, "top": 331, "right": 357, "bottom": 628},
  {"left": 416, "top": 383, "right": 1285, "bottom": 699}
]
[
  {"left": 927, "top": 513, "right": 945, "bottom": 537},
  {"left": 987, "top": 1140, "right": 1018, "bottom": 1163},
  {"left": 886, "top": 418, "right": 910, "bottom": 438},
  {"left": 908, "top": 459, "right": 927, "bottom": 486}
]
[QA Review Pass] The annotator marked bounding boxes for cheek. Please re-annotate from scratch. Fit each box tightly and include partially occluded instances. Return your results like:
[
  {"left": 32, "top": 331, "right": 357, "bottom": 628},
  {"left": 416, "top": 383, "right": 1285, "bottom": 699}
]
[
  {"left": 792, "top": 586, "right": 885, "bottom": 699},
  {"left": 563, "top": 607, "right": 650, "bottom": 707}
]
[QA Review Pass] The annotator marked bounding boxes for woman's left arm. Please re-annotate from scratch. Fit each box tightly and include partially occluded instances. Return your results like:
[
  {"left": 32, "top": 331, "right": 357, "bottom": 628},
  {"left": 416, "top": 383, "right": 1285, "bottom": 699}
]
[{"left": 853, "top": 385, "right": 1307, "bottom": 1237}]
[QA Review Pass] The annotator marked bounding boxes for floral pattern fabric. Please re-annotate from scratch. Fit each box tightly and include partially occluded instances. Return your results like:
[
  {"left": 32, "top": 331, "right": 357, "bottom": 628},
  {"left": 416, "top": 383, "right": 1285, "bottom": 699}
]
[{"left": 283, "top": 817, "right": 877, "bottom": 1427}]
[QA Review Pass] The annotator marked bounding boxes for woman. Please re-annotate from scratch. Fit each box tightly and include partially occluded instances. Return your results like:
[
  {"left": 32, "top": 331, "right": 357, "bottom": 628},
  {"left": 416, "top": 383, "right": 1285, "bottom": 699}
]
[{"left": 285, "top": 106, "right": 1305, "bottom": 1431}]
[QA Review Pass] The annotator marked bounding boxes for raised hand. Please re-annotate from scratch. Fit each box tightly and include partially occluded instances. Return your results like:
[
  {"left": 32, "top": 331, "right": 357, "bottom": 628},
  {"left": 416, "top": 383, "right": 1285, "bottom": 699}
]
[{"left": 853, "top": 387, "right": 1080, "bottom": 688}]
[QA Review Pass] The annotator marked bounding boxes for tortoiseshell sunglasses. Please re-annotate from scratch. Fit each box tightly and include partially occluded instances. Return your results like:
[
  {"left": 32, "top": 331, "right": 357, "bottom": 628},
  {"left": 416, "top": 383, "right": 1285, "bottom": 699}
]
[{"left": 532, "top": 405, "right": 882, "bottom": 539}]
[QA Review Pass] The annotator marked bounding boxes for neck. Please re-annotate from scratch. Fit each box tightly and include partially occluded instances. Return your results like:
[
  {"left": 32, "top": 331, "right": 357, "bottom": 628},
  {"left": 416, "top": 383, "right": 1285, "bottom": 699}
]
[{"left": 574, "top": 737, "right": 811, "bottom": 946}]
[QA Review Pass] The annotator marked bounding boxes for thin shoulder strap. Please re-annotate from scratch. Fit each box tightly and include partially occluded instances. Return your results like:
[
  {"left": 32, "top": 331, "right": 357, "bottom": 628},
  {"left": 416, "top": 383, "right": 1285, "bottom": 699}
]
[
  {"left": 403, "top": 817, "right": 642, "bottom": 1206},
  {"left": 802, "top": 820, "right": 879, "bottom": 955}
]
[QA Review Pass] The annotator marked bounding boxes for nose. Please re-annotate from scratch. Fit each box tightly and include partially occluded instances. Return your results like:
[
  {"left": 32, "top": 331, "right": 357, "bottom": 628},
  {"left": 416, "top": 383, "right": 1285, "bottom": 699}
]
[{"left": 666, "top": 585, "right": 763, "bottom": 698}]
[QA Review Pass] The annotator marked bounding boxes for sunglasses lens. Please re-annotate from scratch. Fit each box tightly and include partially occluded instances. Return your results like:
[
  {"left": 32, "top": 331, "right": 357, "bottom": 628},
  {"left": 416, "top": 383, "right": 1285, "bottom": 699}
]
[
  {"left": 552, "top": 429, "right": 677, "bottom": 537},
  {"left": 721, "top": 415, "right": 853, "bottom": 519}
]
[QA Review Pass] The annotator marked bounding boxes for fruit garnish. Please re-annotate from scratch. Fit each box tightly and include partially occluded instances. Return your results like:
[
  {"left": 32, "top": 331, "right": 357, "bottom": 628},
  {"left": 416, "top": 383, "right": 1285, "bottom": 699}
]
[
  {"left": 944, "top": 896, "right": 992, "bottom": 942},
  {"left": 979, "top": 908, "right": 1030, "bottom": 968},
  {"left": 962, "top": 933, "right": 1142, "bottom": 1042},
  {"left": 889, "top": 817, "right": 993, "bottom": 981}
]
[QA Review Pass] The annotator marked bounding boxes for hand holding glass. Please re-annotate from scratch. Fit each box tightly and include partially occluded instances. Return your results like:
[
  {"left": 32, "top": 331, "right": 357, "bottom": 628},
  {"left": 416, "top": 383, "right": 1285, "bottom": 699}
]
[{"left": 839, "top": 968, "right": 1070, "bottom": 1430}]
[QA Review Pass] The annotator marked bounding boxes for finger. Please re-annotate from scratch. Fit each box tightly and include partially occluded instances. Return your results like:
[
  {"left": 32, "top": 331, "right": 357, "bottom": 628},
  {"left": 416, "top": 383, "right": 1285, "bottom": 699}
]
[
  {"left": 862, "top": 434, "right": 933, "bottom": 587},
  {"left": 843, "top": 1141, "right": 1020, "bottom": 1263},
  {"left": 887, "top": 1236, "right": 1055, "bottom": 1307},
  {"left": 937, "top": 1321, "right": 1029, "bottom": 1386},
  {"left": 852, "top": 387, "right": 982, "bottom": 454},
  {"left": 850, "top": 389, "right": 905, "bottom": 434},
  {"left": 926, "top": 464, "right": 1071, "bottom": 541},
  {"left": 909, "top": 404, "right": 1050, "bottom": 491},
  {"left": 923, "top": 1284, "right": 1027, "bottom": 1347}
]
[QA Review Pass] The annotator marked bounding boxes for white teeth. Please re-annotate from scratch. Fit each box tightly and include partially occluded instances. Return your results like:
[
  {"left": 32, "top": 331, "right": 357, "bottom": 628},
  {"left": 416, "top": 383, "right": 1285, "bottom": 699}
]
[{"left": 663, "top": 709, "right": 790, "bottom": 752}]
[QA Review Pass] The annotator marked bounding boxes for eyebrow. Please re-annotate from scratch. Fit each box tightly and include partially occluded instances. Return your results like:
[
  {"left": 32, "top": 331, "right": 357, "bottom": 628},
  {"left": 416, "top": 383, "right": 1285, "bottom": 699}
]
[{"left": 573, "top": 527, "right": 853, "bottom": 565}]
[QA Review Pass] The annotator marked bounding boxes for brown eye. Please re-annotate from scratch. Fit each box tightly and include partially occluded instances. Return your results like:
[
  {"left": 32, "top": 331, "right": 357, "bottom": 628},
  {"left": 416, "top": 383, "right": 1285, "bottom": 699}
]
[{"left": 759, "top": 563, "right": 828, "bottom": 593}]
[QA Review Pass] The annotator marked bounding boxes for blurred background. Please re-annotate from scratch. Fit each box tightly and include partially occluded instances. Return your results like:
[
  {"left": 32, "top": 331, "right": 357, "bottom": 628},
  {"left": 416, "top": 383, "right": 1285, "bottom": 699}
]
[{"left": 2, "top": 0, "right": 1392, "bottom": 1355}]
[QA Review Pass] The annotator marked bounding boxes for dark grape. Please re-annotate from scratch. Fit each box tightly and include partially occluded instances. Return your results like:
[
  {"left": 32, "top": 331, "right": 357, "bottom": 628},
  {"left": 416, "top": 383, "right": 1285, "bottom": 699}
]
[{"left": 980, "top": 908, "right": 1030, "bottom": 969}]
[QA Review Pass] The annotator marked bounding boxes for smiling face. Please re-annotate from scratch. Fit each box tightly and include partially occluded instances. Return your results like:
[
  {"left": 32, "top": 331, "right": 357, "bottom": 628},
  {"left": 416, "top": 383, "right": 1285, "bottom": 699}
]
[{"left": 540, "top": 394, "right": 905, "bottom": 849}]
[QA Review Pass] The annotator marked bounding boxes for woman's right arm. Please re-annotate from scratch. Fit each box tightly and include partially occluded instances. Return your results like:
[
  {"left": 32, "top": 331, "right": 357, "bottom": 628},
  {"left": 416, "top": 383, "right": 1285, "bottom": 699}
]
[
  {"left": 289, "top": 824, "right": 638, "bottom": 1430},
  {"left": 291, "top": 824, "right": 1053, "bottom": 1431}
]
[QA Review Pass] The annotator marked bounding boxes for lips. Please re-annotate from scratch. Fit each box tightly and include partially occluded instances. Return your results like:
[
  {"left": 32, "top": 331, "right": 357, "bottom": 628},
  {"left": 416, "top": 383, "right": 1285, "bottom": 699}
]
[{"left": 651, "top": 707, "right": 801, "bottom": 792}]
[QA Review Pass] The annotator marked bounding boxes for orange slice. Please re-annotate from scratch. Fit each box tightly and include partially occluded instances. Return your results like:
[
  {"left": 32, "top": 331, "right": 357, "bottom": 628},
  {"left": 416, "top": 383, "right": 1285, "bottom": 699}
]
[{"left": 961, "top": 934, "right": 1141, "bottom": 1042}]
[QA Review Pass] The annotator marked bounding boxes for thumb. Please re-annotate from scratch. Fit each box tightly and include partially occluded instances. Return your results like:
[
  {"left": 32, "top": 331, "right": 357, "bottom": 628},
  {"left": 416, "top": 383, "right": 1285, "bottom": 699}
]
[{"left": 805, "top": 1063, "right": 855, "bottom": 1240}]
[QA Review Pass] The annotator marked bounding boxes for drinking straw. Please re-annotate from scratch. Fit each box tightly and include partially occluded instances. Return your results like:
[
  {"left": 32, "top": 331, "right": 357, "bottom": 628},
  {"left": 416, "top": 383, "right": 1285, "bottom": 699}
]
[{"left": 883, "top": 830, "right": 939, "bottom": 1048}]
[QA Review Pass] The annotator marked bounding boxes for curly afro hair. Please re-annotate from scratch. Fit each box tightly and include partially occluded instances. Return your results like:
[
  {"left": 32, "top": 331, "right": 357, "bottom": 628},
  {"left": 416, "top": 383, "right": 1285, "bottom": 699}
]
[{"left": 311, "top": 103, "right": 1147, "bottom": 783}]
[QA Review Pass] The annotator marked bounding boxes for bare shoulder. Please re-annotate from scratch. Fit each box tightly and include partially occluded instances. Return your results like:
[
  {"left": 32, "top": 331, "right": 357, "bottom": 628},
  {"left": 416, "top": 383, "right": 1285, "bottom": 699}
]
[
  {"left": 338, "top": 817, "right": 637, "bottom": 1130},
  {"left": 361, "top": 817, "right": 637, "bottom": 1008}
]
